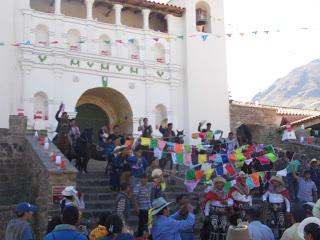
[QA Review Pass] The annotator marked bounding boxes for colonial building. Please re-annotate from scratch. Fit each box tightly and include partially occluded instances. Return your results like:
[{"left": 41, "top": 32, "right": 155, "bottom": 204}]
[{"left": 0, "top": 0, "right": 229, "bottom": 141}]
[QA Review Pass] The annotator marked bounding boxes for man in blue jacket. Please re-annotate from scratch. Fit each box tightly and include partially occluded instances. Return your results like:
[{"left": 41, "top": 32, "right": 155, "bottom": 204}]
[
  {"left": 151, "top": 197, "right": 195, "bottom": 240},
  {"left": 43, "top": 206, "right": 86, "bottom": 240}
]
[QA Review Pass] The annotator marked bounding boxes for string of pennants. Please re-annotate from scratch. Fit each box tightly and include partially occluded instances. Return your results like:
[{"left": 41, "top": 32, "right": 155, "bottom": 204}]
[
  {"left": 139, "top": 134, "right": 279, "bottom": 193},
  {"left": 1, "top": 25, "right": 318, "bottom": 48}
]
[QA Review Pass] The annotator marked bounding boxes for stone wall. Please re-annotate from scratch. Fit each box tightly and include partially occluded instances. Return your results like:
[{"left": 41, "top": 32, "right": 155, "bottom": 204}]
[
  {"left": 279, "top": 140, "right": 320, "bottom": 168},
  {"left": 0, "top": 116, "right": 78, "bottom": 240},
  {"left": 230, "top": 102, "right": 282, "bottom": 145},
  {"left": 0, "top": 206, "right": 15, "bottom": 237},
  {"left": 0, "top": 117, "right": 27, "bottom": 201}
]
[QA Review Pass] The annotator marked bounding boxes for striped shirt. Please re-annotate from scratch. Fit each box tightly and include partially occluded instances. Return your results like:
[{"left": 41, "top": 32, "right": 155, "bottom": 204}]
[{"left": 134, "top": 183, "right": 152, "bottom": 210}]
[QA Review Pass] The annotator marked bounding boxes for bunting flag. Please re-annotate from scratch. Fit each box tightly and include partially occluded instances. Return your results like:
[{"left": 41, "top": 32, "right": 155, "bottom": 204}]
[
  {"left": 257, "top": 155, "right": 270, "bottom": 165},
  {"left": 216, "top": 166, "right": 224, "bottom": 176},
  {"left": 265, "top": 152, "right": 277, "bottom": 162},
  {"left": 192, "top": 133, "right": 199, "bottom": 139},
  {"left": 206, "top": 168, "right": 215, "bottom": 180},
  {"left": 224, "top": 164, "right": 236, "bottom": 177},
  {"left": 150, "top": 138, "right": 158, "bottom": 149},
  {"left": 250, "top": 172, "right": 260, "bottom": 187},
  {"left": 175, "top": 144, "right": 183, "bottom": 153},
  {"left": 195, "top": 170, "right": 205, "bottom": 180},
  {"left": 225, "top": 181, "right": 232, "bottom": 192},
  {"left": 171, "top": 153, "right": 177, "bottom": 164},
  {"left": 157, "top": 140, "right": 166, "bottom": 150},
  {"left": 176, "top": 153, "right": 184, "bottom": 165},
  {"left": 184, "top": 180, "right": 199, "bottom": 192},
  {"left": 198, "top": 154, "right": 207, "bottom": 164},
  {"left": 185, "top": 169, "right": 196, "bottom": 181},
  {"left": 154, "top": 147, "right": 163, "bottom": 159},
  {"left": 184, "top": 153, "right": 192, "bottom": 166},
  {"left": 184, "top": 144, "right": 192, "bottom": 154},
  {"left": 141, "top": 137, "right": 151, "bottom": 146},
  {"left": 128, "top": 38, "right": 135, "bottom": 43},
  {"left": 246, "top": 175, "right": 255, "bottom": 189},
  {"left": 201, "top": 34, "right": 208, "bottom": 41},
  {"left": 276, "top": 168, "right": 288, "bottom": 177}
]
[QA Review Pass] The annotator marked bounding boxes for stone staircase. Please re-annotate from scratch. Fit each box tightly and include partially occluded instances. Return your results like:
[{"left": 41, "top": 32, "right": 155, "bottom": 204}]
[
  {"left": 76, "top": 168, "right": 205, "bottom": 234},
  {"left": 76, "top": 160, "right": 264, "bottom": 236}
]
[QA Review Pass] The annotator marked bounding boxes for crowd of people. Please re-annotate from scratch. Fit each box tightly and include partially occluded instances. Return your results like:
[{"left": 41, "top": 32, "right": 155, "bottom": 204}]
[{"left": 4, "top": 110, "right": 320, "bottom": 240}]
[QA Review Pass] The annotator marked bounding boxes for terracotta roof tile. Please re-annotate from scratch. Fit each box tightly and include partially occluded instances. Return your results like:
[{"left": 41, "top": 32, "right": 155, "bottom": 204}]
[
  {"left": 231, "top": 100, "right": 320, "bottom": 116},
  {"left": 279, "top": 114, "right": 320, "bottom": 129}
]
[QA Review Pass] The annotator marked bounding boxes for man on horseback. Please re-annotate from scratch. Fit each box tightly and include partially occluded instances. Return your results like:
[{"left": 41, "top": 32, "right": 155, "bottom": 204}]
[{"left": 54, "top": 103, "right": 69, "bottom": 137}]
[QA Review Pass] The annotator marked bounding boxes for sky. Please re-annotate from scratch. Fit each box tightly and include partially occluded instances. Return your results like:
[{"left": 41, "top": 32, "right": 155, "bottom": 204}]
[{"left": 156, "top": 0, "right": 320, "bottom": 101}]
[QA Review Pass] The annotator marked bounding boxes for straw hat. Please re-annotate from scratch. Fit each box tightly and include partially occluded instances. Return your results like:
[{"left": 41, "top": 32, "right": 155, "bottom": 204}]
[
  {"left": 312, "top": 199, "right": 320, "bottom": 219},
  {"left": 213, "top": 176, "right": 227, "bottom": 185},
  {"left": 151, "top": 197, "right": 173, "bottom": 216},
  {"left": 270, "top": 175, "right": 285, "bottom": 185},
  {"left": 298, "top": 217, "right": 320, "bottom": 239},
  {"left": 226, "top": 225, "right": 251, "bottom": 240}
]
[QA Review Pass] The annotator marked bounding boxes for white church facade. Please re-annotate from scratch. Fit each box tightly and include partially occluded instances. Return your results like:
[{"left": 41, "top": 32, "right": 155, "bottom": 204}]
[{"left": 0, "top": 0, "right": 229, "bottom": 141}]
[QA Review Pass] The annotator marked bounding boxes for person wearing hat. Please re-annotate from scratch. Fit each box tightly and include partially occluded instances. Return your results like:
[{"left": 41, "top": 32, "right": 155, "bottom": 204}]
[
  {"left": 201, "top": 176, "right": 234, "bottom": 240},
  {"left": 293, "top": 169, "right": 318, "bottom": 204},
  {"left": 151, "top": 197, "right": 195, "bottom": 240},
  {"left": 262, "top": 175, "right": 291, "bottom": 238},
  {"left": 298, "top": 217, "right": 320, "bottom": 240},
  {"left": 230, "top": 171, "right": 252, "bottom": 222},
  {"left": 312, "top": 199, "right": 320, "bottom": 219},
  {"left": 226, "top": 225, "right": 251, "bottom": 240},
  {"left": 5, "top": 202, "right": 37, "bottom": 240},
  {"left": 60, "top": 186, "right": 85, "bottom": 214},
  {"left": 150, "top": 169, "right": 166, "bottom": 203}
]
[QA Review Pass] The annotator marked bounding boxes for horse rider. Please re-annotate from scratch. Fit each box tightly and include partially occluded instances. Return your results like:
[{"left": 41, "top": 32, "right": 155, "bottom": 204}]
[{"left": 53, "top": 103, "right": 69, "bottom": 142}]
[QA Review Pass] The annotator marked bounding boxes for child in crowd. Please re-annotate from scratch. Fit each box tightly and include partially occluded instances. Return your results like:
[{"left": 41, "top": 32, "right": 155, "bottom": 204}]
[
  {"left": 89, "top": 212, "right": 111, "bottom": 240},
  {"left": 133, "top": 174, "right": 152, "bottom": 238},
  {"left": 115, "top": 183, "right": 131, "bottom": 225},
  {"left": 100, "top": 214, "right": 134, "bottom": 240},
  {"left": 110, "top": 145, "right": 126, "bottom": 192},
  {"left": 128, "top": 146, "right": 148, "bottom": 188},
  {"left": 120, "top": 148, "right": 132, "bottom": 185}
]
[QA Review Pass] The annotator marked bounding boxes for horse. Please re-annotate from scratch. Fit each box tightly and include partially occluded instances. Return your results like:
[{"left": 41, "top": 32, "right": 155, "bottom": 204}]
[
  {"left": 53, "top": 118, "right": 72, "bottom": 159},
  {"left": 74, "top": 128, "right": 107, "bottom": 173}
]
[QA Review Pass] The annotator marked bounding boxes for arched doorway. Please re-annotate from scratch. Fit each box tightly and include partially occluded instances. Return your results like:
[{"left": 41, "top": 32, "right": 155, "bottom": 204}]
[
  {"left": 76, "top": 104, "right": 109, "bottom": 142},
  {"left": 76, "top": 87, "right": 133, "bottom": 140}
]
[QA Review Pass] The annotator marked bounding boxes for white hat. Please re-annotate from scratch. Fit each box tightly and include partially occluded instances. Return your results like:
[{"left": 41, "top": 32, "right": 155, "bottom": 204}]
[
  {"left": 62, "top": 186, "right": 77, "bottom": 197},
  {"left": 313, "top": 199, "right": 320, "bottom": 219},
  {"left": 151, "top": 197, "right": 173, "bottom": 216},
  {"left": 227, "top": 225, "right": 251, "bottom": 240},
  {"left": 151, "top": 169, "right": 163, "bottom": 178},
  {"left": 298, "top": 217, "right": 320, "bottom": 239}
]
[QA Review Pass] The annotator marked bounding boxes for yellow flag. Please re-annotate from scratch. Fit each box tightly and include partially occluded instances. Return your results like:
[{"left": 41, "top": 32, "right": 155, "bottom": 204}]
[
  {"left": 198, "top": 154, "right": 207, "bottom": 164},
  {"left": 141, "top": 137, "right": 151, "bottom": 146},
  {"left": 206, "top": 168, "right": 214, "bottom": 180}
]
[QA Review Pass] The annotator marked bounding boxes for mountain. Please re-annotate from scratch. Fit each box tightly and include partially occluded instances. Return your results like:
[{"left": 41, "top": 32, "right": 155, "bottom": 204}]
[{"left": 252, "top": 59, "right": 320, "bottom": 109}]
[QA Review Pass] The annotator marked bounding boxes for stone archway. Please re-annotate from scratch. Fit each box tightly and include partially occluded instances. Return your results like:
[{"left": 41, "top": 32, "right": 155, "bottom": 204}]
[{"left": 76, "top": 87, "right": 133, "bottom": 137}]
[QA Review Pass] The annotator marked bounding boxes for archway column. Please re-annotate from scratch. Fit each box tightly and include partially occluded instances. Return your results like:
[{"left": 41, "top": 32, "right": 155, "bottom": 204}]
[
  {"left": 54, "top": 0, "right": 61, "bottom": 15},
  {"left": 114, "top": 4, "right": 123, "bottom": 25},
  {"left": 165, "top": 14, "right": 174, "bottom": 34},
  {"left": 142, "top": 9, "right": 150, "bottom": 30},
  {"left": 85, "top": 0, "right": 95, "bottom": 20}
]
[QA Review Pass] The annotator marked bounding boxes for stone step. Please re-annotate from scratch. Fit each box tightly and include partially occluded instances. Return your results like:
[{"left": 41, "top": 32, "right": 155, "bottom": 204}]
[{"left": 77, "top": 179, "right": 109, "bottom": 186}]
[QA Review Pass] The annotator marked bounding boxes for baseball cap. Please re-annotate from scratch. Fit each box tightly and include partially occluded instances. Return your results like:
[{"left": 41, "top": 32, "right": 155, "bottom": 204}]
[{"left": 16, "top": 202, "right": 37, "bottom": 214}]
